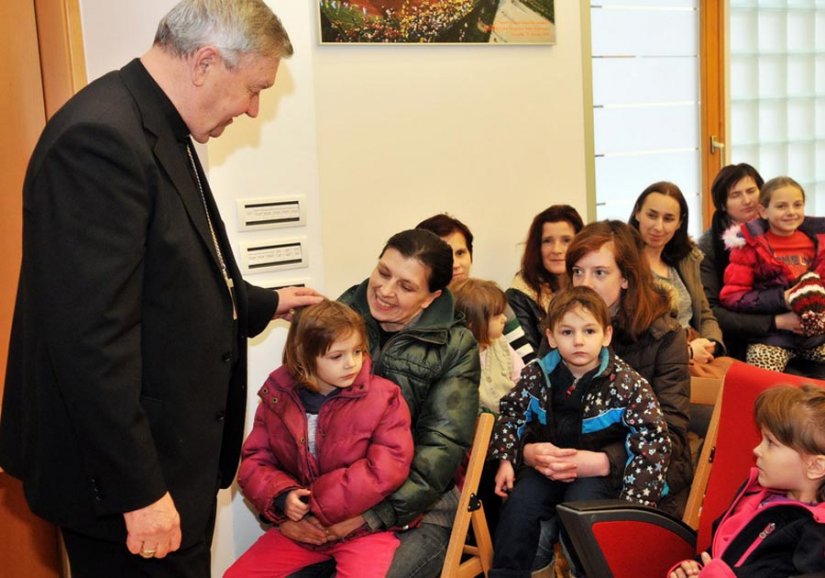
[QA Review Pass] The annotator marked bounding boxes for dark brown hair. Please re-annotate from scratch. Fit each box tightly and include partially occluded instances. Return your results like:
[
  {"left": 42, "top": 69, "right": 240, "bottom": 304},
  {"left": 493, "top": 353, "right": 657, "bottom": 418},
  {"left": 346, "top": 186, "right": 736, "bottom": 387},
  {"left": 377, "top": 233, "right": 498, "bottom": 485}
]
[
  {"left": 565, "top": 220, "right": 670, "bottom": 340},
  {"left": 709, "top": 164, "right": 765, "bottom": 285},
  {"left": 380, "top": 229, "right": 453, "bottom": 293},
  {"left": 545, "top": 286, "right": 611, "bottom": 334},
  {"left": 629, "top": 181, "right": 692, "bottom": 266},
  {"left": 416, "top": 214, "right": 474, "bottom": 259},
  {"left": 755, "top": 385, "right": 825, "bottom": 501},
  {"left": 452, "top": 278, "right": 507, "bottom": 346},
  {"left": 710, "top": 163, "right": 764, "bottom": 213},
  {"left": 519, "top": 205, "right": 584, "bottom": 295},
  {"left": 282, "top": 300, "right": 367, "bottom": 392}
]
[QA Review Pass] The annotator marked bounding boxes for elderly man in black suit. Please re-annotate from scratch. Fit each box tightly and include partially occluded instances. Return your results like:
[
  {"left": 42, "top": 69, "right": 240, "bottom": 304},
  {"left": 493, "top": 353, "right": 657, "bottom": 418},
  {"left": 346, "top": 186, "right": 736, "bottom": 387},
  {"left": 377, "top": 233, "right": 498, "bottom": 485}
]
[{"left": 0, "top": 1, "right": 322, "bottom": 576}]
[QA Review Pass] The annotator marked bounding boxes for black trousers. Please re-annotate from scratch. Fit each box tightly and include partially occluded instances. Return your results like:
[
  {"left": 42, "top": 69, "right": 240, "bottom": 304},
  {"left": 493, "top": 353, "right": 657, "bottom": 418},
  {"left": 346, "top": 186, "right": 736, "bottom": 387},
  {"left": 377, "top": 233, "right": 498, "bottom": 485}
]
[
  {"left": 61, "top": 500, "right": 216, "bottom": 578},
  {"left": 491, "top": 468, "right": 614, "bottom": 578}
]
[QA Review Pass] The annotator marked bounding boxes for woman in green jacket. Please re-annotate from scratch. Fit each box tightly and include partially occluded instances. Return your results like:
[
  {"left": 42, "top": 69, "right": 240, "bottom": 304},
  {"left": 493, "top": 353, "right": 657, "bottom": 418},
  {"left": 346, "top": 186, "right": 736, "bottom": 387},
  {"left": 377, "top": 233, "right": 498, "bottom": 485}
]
[{"left": 288, "top": 229, "right": 481, "bottom": 578}]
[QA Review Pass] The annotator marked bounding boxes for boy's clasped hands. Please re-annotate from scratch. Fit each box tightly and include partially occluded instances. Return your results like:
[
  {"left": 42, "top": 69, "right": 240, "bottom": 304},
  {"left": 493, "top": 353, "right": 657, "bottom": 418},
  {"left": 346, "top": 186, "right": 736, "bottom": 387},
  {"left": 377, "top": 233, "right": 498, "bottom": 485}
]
[
  {"left": 521, "top": 442, "right": 579, "bottom": 481},
  {"left": 494, "top": 442, "right": 612, "bottom": 497}
]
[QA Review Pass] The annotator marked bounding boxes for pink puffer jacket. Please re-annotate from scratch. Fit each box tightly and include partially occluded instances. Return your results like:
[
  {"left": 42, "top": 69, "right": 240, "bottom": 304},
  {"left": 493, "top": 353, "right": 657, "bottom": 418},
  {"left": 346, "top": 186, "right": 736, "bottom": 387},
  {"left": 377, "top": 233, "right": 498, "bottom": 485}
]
[{"left": 237, "top": 357, "right": 413, "bottom": 526}]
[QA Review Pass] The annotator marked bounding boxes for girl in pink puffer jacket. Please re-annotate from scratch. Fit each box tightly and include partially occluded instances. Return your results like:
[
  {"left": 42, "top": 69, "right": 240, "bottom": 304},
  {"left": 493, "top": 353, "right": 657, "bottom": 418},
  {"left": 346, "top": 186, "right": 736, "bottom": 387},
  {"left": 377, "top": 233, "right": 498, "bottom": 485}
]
[{"left": 225, "top": 301, "right": 413, "bottom": 578}]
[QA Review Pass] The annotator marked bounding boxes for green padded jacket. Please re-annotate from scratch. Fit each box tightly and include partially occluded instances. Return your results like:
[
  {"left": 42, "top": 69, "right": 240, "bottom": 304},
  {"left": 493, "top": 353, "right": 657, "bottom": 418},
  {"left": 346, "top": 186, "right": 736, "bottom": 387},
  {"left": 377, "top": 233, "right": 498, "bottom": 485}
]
[{"left": 340, "top": 280, "right": 481, "bottom": 527}]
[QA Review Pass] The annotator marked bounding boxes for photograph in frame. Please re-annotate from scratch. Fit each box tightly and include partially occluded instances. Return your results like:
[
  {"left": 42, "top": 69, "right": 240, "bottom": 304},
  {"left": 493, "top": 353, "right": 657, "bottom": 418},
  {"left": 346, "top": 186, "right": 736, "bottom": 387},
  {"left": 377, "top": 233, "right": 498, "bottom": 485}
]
[{"left": 318, "top": 0, "right": 556, "bottom": 45}]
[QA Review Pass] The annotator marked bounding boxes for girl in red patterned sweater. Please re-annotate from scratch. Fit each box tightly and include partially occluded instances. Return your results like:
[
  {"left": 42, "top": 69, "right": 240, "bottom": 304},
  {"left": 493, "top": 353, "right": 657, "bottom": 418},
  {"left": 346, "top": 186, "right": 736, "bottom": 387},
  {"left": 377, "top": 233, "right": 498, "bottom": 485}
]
[{"left": 720, "top": 176, "right": 825, "bottom": 372}]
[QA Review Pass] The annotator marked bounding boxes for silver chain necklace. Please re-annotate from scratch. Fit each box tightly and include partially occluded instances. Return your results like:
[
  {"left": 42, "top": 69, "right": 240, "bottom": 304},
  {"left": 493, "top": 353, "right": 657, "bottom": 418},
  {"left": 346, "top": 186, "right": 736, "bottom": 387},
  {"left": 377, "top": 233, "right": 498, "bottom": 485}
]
[{"left": 186, "top": 142, "right": 237, "bottom": 319}]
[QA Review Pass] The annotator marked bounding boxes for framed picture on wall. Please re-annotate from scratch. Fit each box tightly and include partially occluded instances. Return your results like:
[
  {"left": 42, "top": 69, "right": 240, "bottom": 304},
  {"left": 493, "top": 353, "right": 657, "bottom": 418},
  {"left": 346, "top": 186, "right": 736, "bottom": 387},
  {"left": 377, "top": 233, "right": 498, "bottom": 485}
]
[{"left": 318, "top": 0, "right": 556, "bottom": 44}]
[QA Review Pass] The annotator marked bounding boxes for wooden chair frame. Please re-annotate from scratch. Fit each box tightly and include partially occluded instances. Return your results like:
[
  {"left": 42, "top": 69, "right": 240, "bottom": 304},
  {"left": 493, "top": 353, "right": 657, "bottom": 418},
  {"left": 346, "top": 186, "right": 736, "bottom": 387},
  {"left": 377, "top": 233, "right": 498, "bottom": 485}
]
[
  {"left": 683, "top": 376, "right": 724, "bottom": 529},
  {"left": 440, "top": 412, "right": 495, "bottom": 578}
]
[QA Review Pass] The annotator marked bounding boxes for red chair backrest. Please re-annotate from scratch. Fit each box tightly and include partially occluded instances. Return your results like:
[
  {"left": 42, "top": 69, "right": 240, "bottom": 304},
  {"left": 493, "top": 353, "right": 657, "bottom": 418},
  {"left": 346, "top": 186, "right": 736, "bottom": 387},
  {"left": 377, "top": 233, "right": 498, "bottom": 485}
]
[{"left": 695, "top": 361, "right": 825, "bottom": 551}]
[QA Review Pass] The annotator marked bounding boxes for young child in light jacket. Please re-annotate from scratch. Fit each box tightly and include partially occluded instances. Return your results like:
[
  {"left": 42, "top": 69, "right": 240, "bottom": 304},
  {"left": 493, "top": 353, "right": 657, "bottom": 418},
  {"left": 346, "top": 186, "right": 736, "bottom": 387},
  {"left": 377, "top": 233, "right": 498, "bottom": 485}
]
[{"left": 453, "top": 278, "right": 525, "bottom": 414}]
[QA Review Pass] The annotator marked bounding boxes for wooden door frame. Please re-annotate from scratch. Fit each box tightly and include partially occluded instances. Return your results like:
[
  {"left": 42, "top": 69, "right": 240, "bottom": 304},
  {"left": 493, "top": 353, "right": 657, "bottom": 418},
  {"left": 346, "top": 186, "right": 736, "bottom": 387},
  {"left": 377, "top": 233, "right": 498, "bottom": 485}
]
[
  {"left": 35, "top": 0, "right": 87, "bottom": 118},
  {"left": 700, "top": 0, "right": 726, "bottom": 229},
  {"left": 1, "top": 0, "right": 87, "bottom": 444},
  {"left": 0, "top": 2, "right": 85, "bottom": 578}
]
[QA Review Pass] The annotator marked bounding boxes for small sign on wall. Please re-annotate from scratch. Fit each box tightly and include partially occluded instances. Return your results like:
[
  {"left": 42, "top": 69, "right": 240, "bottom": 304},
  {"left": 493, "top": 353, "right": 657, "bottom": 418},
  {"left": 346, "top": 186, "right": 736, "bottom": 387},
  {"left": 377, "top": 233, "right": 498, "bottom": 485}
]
[
  {"left": 236, "top": 195, "right": 306, "bottom": 231},
  {"left": 241, "top": 238, "right": 308, "bottom": 274},
  {"left": 260, "top": 278, "right": 312, "bottom": 291}
]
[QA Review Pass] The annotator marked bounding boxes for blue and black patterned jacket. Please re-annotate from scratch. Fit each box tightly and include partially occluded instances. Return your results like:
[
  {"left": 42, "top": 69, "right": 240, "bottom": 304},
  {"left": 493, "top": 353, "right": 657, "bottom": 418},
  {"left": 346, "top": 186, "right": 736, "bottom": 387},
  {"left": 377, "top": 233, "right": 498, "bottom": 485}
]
[{"left": 490, "top": 347, "right": 672, "bottom": 507}]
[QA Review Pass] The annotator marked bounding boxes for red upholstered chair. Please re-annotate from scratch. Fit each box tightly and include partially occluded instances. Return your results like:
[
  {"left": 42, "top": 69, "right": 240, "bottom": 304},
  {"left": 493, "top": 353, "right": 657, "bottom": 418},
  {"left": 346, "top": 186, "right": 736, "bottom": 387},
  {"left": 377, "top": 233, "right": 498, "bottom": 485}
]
[{"left": 556, "top": 361, "right": 825, "bottom": 578}]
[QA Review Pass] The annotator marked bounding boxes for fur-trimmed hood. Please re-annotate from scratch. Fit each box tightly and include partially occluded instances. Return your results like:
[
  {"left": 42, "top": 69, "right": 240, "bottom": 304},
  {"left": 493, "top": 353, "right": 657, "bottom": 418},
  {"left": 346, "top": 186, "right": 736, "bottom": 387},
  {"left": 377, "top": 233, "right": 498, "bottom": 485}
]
[
  {"left": 722, "top": 222, "right": 747, "bottom": 250},
  {"left": 721, "top": 218, "right": 772, "bottom": 251}
]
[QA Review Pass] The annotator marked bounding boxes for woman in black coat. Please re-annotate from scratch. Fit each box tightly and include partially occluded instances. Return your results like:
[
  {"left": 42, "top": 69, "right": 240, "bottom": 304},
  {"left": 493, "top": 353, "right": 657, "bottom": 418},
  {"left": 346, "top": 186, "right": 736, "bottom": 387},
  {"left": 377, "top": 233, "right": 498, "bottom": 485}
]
[
  {"left": 697, "top": 163, "right": 778, "bottom": 361},
  {"left": 506, "top": 205, "right": 583, "bottom": 352}
]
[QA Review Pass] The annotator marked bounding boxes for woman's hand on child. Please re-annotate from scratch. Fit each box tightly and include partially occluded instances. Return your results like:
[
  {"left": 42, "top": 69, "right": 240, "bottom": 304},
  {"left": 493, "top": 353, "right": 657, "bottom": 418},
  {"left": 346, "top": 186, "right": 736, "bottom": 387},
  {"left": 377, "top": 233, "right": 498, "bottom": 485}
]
[
  {"left": 522, "top": 442, "right": 578, "bottom": 481},
  {"left": 668, "top": 552, "right": 710, "bottom": 578},
  {"left": 494, "top": 461, "right": 515, "bottom": 498},
  {"left": 284, "top": 488, "right": 311, "bottom": 521},
  {"left": 689, "top": 338, "right": 715, "bottom": 364},
  {"left": 325, "top": 515, "right": 365, "bottom": 540},
  {"left": 775, "top": 312, "right": 803, "bottom": 334},
  {"left": 279, "top": 516, "right": 328, "bottom": 546}
]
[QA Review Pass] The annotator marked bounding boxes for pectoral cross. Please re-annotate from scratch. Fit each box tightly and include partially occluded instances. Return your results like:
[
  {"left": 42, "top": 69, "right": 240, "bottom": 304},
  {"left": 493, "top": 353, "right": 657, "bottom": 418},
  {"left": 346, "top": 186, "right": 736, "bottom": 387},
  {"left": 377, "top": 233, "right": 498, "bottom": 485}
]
[{"left": 186, "top": 142, "right": 238, "bottom": 320}]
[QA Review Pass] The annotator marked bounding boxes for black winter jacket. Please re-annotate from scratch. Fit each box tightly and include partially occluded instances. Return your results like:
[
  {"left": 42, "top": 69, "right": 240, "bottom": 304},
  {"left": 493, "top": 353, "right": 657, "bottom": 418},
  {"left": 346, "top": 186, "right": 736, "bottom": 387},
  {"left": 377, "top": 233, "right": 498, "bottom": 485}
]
[
  {"left": 611, "top": 314, "right": 692, "bottom": 516},
  {"left": 505, "top": 287, "right": 546, "bottom": 354},
  {"left": 490, "top": 348, "right": 671, "bottom": 507}
]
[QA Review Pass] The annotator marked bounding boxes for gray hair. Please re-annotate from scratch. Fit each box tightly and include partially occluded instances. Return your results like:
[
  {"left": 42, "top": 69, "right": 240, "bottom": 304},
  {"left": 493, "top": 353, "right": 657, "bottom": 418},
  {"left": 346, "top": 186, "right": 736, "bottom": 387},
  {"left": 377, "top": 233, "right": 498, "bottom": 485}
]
[{"left": 154, "top": 0, "right": 293, "bottom": 68}]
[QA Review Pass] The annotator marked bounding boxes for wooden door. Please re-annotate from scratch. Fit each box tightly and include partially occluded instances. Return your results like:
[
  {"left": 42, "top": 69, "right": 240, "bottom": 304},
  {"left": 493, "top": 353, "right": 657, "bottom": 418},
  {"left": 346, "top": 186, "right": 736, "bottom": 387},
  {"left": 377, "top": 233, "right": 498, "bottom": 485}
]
[
  {"left": 0, "top": 1, "right": 85, "bottom": 576},
  {"left": 700, "top": 0, "right": 726, "bottom": 227}
]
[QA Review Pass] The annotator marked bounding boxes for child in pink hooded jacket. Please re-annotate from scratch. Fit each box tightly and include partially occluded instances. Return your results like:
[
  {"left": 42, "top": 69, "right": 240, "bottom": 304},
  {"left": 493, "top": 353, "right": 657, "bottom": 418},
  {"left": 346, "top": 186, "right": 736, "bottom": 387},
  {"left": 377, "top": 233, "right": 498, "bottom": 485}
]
[
  {"left": 225, "top": 301, "right": 413, "bottom": 578},
  {"left": 668, "top": 385, "right": 825, "bottom": 578}
]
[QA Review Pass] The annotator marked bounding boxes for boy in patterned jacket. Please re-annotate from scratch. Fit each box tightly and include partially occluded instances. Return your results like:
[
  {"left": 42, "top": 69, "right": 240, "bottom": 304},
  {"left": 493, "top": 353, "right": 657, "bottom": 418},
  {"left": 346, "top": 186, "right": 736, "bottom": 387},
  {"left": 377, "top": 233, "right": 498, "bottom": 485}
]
[{"left": 489, "top": 286, "right": 671, "bottom": 577}]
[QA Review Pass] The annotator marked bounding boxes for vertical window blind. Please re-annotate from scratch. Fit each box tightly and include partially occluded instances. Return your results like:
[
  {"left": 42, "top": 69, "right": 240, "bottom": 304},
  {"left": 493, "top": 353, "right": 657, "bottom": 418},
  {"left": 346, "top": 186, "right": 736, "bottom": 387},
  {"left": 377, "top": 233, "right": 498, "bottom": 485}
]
[{"left": 591, "top": 1, "right": 702, "bottom": 236}]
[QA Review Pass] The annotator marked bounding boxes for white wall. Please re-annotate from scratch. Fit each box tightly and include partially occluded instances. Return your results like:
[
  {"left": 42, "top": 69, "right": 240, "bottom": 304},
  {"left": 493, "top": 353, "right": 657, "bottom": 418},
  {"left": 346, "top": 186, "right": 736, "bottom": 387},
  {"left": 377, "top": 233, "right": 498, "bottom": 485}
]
[
  {"left": 79, "top": 0, "right": 591, "bottom": 574},
  {"left": 314, "top": 1, "right": 590, "bottom": 296}
]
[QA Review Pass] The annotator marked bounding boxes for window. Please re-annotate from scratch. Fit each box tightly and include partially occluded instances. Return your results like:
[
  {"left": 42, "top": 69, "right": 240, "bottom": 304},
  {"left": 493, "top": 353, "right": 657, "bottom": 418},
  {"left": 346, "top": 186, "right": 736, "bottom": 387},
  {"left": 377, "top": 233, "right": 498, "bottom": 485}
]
[
  {"left": 729, "top": 0, "right": 825, "bottom": 211},
  {"left": 590, "top": 1, "right": 703, "bottom": 236}
]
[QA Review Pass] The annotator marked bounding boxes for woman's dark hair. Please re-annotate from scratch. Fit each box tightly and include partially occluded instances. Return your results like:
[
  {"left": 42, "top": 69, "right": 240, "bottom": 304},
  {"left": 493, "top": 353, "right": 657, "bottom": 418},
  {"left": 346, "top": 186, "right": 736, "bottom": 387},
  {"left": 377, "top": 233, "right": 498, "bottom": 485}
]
[
  {"left": 628, "top": 181, "right": 692, "bottom": 266},
  {"left": 520, "top": 205, "right": 584, "bottom": 294},
  {"left": 566, "top": 220, "right": 670, "bottom": 340},
  {"left": 710, "top": 163, "right": 764, "bottom": 213},
  {"left": 709, "top": 164, "right": 764, "bottom": 285},
  {"left": 416, "top": 214, "right": 474, "bottom": 259},
  {"left": 380, "top": 229, "right": 453, "bottom": 293}
]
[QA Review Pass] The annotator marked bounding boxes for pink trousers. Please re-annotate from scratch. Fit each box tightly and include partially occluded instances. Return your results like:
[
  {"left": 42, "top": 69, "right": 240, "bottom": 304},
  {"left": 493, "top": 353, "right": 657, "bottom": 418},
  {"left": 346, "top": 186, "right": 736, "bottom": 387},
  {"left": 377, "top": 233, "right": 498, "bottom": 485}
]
[{"left": 224, "top": 527, "right": 399, "bottom": 578}]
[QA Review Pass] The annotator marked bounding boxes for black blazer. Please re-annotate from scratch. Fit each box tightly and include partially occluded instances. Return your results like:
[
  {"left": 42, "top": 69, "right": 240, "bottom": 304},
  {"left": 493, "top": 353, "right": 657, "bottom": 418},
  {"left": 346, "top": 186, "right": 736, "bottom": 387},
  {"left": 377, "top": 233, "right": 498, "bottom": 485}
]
[{"left": 0, "top": 59, "right": 276, "bottom": 546}]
